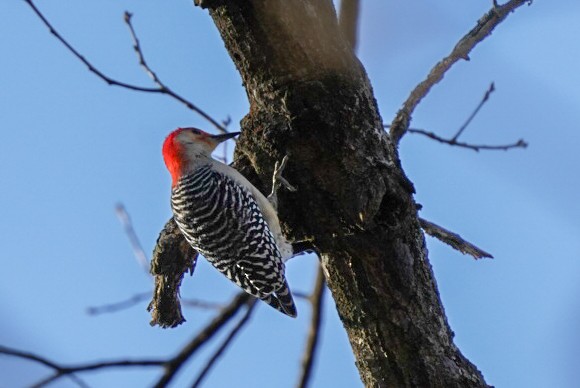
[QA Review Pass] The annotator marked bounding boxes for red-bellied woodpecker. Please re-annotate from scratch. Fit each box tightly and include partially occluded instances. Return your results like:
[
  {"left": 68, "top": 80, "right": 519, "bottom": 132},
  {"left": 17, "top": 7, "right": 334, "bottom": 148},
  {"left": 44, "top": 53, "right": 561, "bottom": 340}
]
[{"left": 162, "top": 127, "right": 297, "bottom": 317}]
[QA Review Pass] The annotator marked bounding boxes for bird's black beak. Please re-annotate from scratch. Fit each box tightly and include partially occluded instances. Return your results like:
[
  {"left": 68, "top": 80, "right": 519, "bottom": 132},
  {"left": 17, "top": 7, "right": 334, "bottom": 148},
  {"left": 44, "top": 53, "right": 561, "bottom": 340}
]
[{"left": 210, "top": 132, "right": 240, "bottom": 143}]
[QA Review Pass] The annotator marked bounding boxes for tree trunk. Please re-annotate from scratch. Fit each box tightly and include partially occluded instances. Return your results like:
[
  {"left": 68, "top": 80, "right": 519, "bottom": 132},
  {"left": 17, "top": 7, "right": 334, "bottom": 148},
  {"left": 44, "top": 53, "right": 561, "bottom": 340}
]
[{"left": 197, "top": 1, "right": 488, "bottom": 386}]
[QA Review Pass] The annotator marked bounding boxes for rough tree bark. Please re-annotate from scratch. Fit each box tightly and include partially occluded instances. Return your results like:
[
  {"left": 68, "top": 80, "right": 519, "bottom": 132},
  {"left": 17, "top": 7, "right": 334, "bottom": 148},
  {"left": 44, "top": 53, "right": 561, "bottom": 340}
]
[{"left": 185, "top": 1, "right": 488, "bottom": 386}]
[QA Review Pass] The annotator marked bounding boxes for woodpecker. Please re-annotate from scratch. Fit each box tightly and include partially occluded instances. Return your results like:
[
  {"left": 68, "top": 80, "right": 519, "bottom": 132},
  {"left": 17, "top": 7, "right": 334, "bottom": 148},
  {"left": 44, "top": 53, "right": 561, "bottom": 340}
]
[{"left": 162, "top": 127, "right": 297, "bottom": 317}]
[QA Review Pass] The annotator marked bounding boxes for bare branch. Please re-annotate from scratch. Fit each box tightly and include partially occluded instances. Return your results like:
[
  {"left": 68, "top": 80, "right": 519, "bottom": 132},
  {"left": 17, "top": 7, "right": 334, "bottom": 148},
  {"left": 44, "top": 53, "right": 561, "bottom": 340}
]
[
  {"left": 23, "top": 1, "right": 159, "bottom": 92},
  {"left": 191, "top": 300, "right": 257, "bottom": 387},
  {"left": 0, "top": 345, "right": 61, "bottom": 371},
  {"left": 124, "top": 12, "right": 165, "bottom": 89},
  {"left": 123, "top": 12, "right": 228, "bottom": 133},
  {"left": 181, "top": 299, "right": 225, "bottom": 310},
  {"left": 419, "top": 217, "right": 493, "bottom": 259},
  {"left": 23, "top": 0, "right": 227, "bottom": 133},
  {"left": 390, "top": 0, "right": 532, "bottom": 143},
  {"left": 408, "top": 128, "right": 527, "bottom": 152},
  {"left": 339, "top": 0, "right": 361, "bottom": 51},
  {"left": 397, "top": 82, "right": 528, "bottom": 151},
  {"left": 115, "top": 203, "right": 150, "bottom": 274},
  {"left": 0, "top": 344, "right": 164, "bottom": 388},
  {"left": 87, "top": 292, "right": 151, "bottom": 315},
  {"left": 291, "top": 290, "right": 311, "bottom": 300},
  {"left": 0, "top": 345, "right": 88, "bottom": 388},
  {"left": 87, "top": 292, "right": 224, "bottom": 317},
  {"left": 452, "top": 82, "right": 495, "bottom": 141},
  {"left": 297, "top": 265, "right": 326, "bottom": 388},
  {"left": 153, "top": 292, "right": 252, "bottom": 388},
  {"left": 31, "top": 359, "right": 164, "bottom": 388}
]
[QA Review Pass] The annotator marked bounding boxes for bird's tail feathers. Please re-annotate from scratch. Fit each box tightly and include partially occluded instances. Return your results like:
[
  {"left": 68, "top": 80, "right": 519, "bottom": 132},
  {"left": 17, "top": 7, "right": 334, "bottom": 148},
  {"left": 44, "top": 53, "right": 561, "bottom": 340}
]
[{"left": 261, "top": 280, "right": 297, "bottom": 318}]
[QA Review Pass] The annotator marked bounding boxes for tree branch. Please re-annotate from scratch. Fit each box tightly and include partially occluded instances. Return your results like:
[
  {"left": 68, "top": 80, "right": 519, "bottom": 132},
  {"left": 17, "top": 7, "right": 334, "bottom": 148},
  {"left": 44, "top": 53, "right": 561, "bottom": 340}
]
[
  {"left": 419, "top": 217, "right": 493, "bottom": 259},
  {"left": 123, "top": 12, "right": 228, "bottom": 133},
  {"left": 181, "top": 299, "right": 225, "bottom": 310},
  {"left": 408, "top": 128, "right": 527, "bottom": 152},
  {"left": 0, "top": 345, "right": 88, "bottom": 388},
  {"left": 389, "top": 0, "right": 532, "bottom": 144},
  {"left": 191, "top": 300, "right": 257, "bottom": 387},
  {"left": 23, "top": 0, "right": 227, "bottom": 133},
  {"left": 31, "top": 359, "right": 164, "bottom": 388},
  {"left": 87, "top": 292, "right": 151, "bottom": 315},
  {"left": 297, "top": 265, "right": 326, "bottom": 388},
  {"left": 452, "top": 82, "right": 495, "bottom": 142},
  {"left": 115, "top": 203, "right": 150, "bottom": 274},
  {"left": 23, "top": 0, "right": 158, "bottom": 92},
  {"left": 0, "top": 344, "right": 164, "bottom": 388},
  {"left": 87, "top": 292, "right": 224, "bottom": 316},
  {"left": 153, "top": 292, "right": 252, "bottom": 388},
  {"left": 388, "top": 82, "right": 528, "bottom": 151}
]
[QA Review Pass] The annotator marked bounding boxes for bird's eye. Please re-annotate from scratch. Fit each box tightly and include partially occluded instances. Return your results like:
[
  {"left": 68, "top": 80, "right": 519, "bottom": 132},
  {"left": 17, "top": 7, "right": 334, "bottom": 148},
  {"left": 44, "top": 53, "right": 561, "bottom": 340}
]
[{"left": 190, "top": 129, "right": 200, "bottom": 135}]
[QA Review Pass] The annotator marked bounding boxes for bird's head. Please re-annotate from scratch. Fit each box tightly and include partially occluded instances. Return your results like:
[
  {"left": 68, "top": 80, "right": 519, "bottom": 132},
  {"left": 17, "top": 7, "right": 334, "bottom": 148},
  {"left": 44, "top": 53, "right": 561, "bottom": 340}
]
[{"left": 162, "top": 127, "right": 239, "bottom": 186}]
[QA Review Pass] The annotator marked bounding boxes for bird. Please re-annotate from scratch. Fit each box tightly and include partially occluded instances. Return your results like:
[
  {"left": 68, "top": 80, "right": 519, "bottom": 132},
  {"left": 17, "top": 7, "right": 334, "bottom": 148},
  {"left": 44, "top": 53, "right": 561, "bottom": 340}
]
[{"left": 162, "top": 127, "right": 297, "bottom": 317}]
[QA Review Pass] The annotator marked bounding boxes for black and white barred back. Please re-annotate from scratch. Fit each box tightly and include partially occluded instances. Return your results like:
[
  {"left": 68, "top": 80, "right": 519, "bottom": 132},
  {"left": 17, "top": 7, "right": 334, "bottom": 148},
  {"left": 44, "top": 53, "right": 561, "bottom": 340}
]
[{"left": 171, "top": 165, "right": 297, "bottom": 317}]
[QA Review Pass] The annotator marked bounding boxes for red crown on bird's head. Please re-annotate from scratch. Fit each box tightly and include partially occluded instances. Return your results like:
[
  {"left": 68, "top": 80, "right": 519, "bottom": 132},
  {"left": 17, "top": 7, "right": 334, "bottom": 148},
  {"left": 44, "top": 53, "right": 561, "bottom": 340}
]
[{"left": 163, "top": 128, "right": 192, "bottom": 187}]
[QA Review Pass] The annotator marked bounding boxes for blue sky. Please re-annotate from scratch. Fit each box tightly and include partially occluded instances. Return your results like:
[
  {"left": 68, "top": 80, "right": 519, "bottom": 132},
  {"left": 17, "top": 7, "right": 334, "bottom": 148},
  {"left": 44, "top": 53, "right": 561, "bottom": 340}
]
[{"left": 1, "top": 1, "right": 579, "bottom": 387}]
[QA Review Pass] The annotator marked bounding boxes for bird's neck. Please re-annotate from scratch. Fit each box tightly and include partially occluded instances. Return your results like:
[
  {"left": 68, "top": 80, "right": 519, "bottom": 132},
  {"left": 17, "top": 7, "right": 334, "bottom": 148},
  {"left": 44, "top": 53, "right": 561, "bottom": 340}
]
[{"left": 173, "top": 153, "right": 214, "bottom": 186}]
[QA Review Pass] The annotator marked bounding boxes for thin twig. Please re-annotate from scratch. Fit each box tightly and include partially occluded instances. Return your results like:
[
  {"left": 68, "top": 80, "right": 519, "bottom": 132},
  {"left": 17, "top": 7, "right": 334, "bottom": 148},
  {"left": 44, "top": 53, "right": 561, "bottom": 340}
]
[
  {"left": 23, "top": 0, "right": 227, "bottom": 133},
  {"left": 408, "top": 128, "right": 527, "bottom": 152},
  {"left": 291, "top": 290, "right": 311, "bottom": 300},
  {"left": 87, "top": 292, "right": 151, "bottom": 315},
  {"left": 297, "top": 265, "right": 326, "bottom": 388},
  {"left": 452, "top": 82, "right": 495, "bottom": 141},
  {"left": 124, "top": 12, "right": 164, "bottom": 89},
  {"left": 339, "top": 0, "right": 361, "bottom": 51},
  {"left": 181, "top": 299, "right": 225, "bottom": 310},
  {"left": 153, "top": 292, "right": 252, "bottom": 388},
  {"left": 0, "top": 346, "right": 64, "bottom": 374},
  {"left": 419, "top": 217, "right": 493, "bottom": 259},
  {"left": 191, "top": 300, "right": 257, "bottom": 387},
  {"left": 23, "top": 0, "right": 158, "bottom": 92},
  {"left": 386, "top": 82, "right": 528, "bottom": 152},
  {"left": 0, "top": 344, "right": 164, "bottom": 388},
  {"left": 390, "top": 0, "right": 532, "bottom": 144},
  {"left": 115, "top": 203, "right": 149, "bottom": 274},
  {"left": 87, "top": 292, "right": 223, "bottom": 316},
  {"left": 123, "top": 12, "right": 228, "bottom": 133},
  {"left": 31, "top": 359, "right": 164, "bottom": 388},
  {"left": 385, "top": 125, "right": 527, "bottom": 152},
  {"left": 0, "top": 346, "right": 88, "bottom": 388}
]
